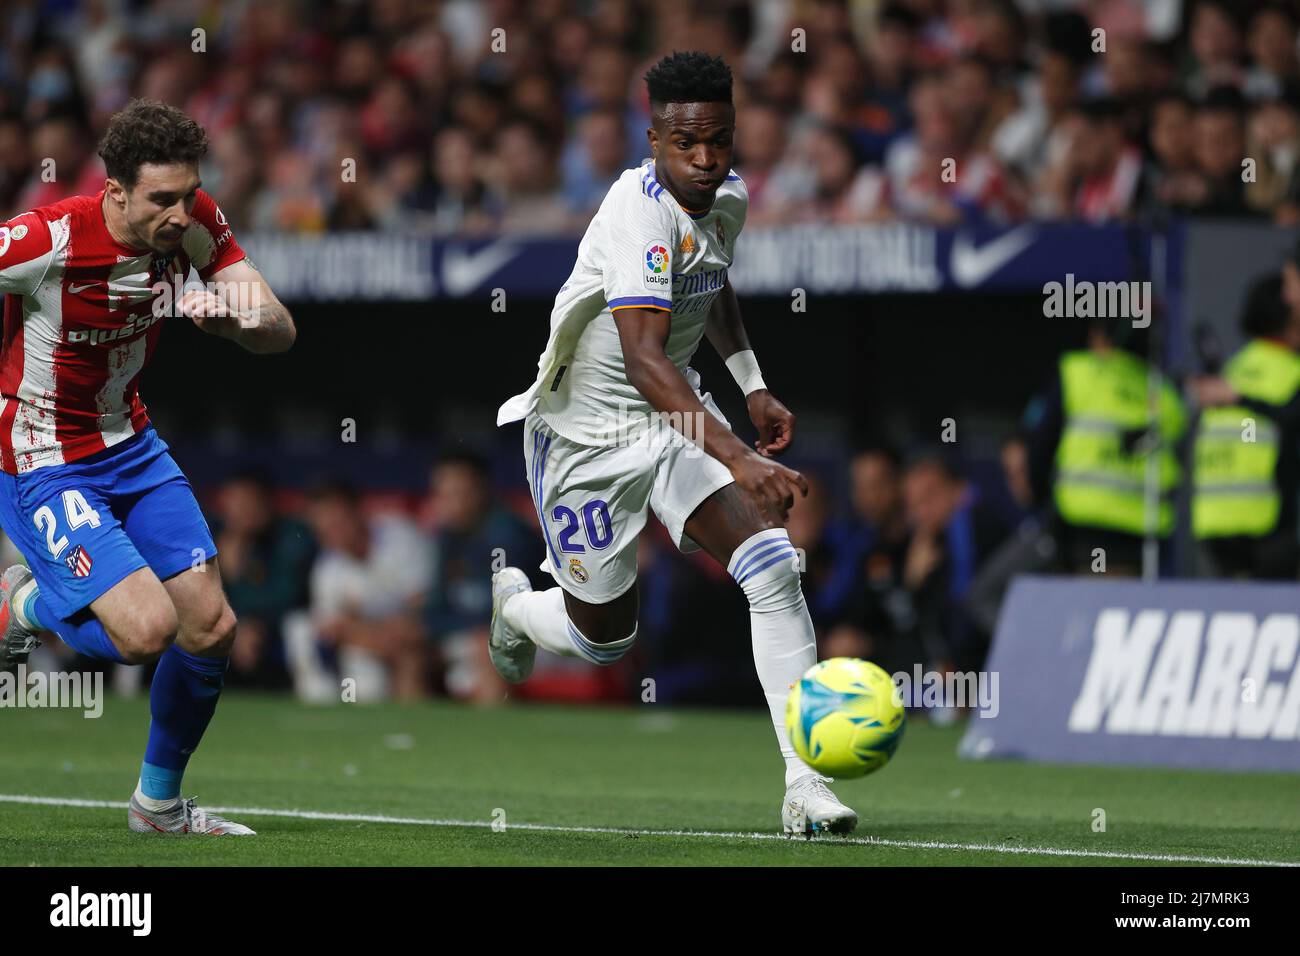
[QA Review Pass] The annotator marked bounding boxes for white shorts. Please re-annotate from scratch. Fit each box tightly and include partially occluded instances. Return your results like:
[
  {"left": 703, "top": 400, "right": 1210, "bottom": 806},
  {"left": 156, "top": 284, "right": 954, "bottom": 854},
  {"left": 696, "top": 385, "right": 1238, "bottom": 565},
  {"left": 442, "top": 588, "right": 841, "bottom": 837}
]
[{"left": 523, "top": 408, "right": 735, "bottom": 604}]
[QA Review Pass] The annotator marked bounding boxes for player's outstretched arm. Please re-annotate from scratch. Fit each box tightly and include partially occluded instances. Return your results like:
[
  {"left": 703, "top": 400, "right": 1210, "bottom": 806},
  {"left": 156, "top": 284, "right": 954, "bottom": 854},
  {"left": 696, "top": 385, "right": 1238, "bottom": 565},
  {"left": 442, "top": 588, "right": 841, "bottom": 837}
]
[
  {"left": 616, "top": 306, "right": 807, "bottom": 520},
  {"left": 178, "top": 258, "right": 296, "bottom": 354},
  {"left": 704, "top": 277, "right": 796, "bottom": 458}
]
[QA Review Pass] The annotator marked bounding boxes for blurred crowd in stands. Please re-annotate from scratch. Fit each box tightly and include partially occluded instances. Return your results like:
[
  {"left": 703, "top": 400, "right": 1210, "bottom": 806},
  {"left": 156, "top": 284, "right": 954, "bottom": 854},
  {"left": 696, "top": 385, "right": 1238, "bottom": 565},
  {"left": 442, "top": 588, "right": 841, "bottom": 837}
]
[
  {"left": 6, "top": 0, "right": 1300, "bottom": 230},
  {"left": 13, "top": 245, "right": 1297, "bottom": 708}
]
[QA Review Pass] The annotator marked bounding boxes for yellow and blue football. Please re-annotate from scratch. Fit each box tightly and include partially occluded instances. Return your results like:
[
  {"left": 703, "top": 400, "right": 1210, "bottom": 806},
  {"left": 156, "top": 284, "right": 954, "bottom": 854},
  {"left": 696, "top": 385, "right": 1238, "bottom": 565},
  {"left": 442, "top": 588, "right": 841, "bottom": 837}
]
[{"left": 785, "top": 657, "right": 906, "bottom": 778}]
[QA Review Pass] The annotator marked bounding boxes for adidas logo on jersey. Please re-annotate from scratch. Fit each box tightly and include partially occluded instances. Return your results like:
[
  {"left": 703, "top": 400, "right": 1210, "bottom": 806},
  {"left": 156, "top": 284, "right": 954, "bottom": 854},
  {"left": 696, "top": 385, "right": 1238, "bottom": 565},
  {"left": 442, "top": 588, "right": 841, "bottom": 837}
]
[{"left": 679, "top": 232, "right": 696, "bottom": 255}]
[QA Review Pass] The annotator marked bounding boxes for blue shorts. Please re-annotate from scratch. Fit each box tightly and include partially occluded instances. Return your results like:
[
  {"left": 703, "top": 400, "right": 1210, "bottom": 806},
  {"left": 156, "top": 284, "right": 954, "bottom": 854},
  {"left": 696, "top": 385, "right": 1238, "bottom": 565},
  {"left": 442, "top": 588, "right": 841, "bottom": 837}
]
[{"left": 0, "top": 426, "right": 217, "bottom": 620}]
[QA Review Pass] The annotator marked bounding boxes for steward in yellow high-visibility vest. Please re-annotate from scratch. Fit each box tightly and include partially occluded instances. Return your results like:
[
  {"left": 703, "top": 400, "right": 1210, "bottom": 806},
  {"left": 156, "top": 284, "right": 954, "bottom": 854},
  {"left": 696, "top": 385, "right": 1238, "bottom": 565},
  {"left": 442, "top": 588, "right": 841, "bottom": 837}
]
[
  {"left": 1027, "top": 324, "right": 1186, "bottom": 575},
  {"left": 1191, "top": 273, "right": 1300, "bottom": 578}
]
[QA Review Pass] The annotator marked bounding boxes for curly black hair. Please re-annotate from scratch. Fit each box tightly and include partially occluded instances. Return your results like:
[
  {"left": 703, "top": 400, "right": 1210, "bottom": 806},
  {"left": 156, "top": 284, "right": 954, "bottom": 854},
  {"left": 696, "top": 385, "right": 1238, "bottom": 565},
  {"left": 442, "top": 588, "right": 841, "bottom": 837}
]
[
  {"left": 644, "top": 51, "right": 732, "bottom": 110},
  {"left": 97, "top": 99, "right": 209, "bottom": 187}
]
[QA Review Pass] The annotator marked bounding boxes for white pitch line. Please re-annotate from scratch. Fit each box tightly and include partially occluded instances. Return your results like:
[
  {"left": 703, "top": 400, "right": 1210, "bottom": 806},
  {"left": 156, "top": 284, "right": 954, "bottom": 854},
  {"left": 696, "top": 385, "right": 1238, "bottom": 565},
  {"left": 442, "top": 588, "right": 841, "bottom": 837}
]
[{"left": 2, "top": 793, "right": 1295, "bottom": 867}]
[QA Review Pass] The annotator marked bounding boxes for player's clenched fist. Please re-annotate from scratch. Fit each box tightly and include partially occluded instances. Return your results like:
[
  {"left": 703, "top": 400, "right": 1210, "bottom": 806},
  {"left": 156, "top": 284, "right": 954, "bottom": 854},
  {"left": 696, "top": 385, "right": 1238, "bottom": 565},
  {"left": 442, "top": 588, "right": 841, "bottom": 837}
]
[
  {"left": 731, "top": 452, "right": 809, "bottom": 521},
  {"left": 177, "top": 288, "right": 232, "bottom": 326},
  {"left": 177, "top": 288, "right": 251, "bottom": 341}
]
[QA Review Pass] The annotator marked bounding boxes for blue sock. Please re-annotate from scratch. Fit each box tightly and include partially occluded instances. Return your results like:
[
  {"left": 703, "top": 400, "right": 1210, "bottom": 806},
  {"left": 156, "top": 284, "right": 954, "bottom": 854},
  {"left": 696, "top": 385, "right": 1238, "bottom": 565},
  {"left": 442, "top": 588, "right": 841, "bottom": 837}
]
[
  {"left": 15, "top": 584, "right": 52, "bottom": 631},
  {"left": 139, "top": 761, "right": 184, "bottom": 801},
  {"left": 50, "top": 608, "right": 127, "bottom": 665},
  {"left": 141, "top": 645, "right": 228, "bottom": 800}
]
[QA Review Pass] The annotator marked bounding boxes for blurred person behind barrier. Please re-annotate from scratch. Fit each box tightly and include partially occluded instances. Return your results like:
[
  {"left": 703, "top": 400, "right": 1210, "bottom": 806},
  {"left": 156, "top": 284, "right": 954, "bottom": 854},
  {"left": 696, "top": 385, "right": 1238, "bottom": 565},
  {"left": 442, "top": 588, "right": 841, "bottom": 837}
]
[
  {"left": 1190, "top": 267, "right": 1300, "bottom": 578},
  {"left": 424, "top": 125, "right": 502, "bottom": 237},
  {"left": 1186, "top": 86, "right": 1257, "bottom": 218},
  {"left": 899, "top": 450, "right": 1009, "bottom": 675},
  {"left": 1139, "top": 92, "right": 1203, "bottom": 218},
  {"left": 488, "top": 116, "right": 574, "bottom": 235},
  {"left": 1048, "top": 97, "right": 1144, "bottom": 223},
  {"left": 1026, "top": 320, "right": 1186, "bottom": 576},
  {"left": 785, "top": 469, "right": 836, "bottom": 625},
  {"left": 1244, "top": 3, "right": 1300, "bottom": 101},
  {"left": 1183, "top": 0, "right": 1245, "bottom": 99},
  {"left": 821, "top": 446, "right": 917, "bottom": 670},
  {"left": 300, "top": 480, "right": 433, "bottom": 701},
  {"left": 14, "top": 114, "right": 105, "bottom": 211},
  {"left": 214, "top": 468, "right": 316, "bottom": 689},
  {"left": 423, "top": 452, "right": 544, "bottom": 701},
  {"left": 884, "top": 71, "right": 1022, "bottom": 225},
  {"left": 562, "top": 107, "right": 632, "bottom": 221},
  {"left": 1244, "top": 94, "right": 1300, "bottom": 220}
]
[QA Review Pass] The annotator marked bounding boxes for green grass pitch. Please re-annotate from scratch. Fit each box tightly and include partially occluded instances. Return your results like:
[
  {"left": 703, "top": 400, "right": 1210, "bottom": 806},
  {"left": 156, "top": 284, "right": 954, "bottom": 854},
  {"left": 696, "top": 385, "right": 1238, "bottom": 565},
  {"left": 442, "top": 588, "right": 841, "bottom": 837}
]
[{"left": 2, "top": 693, "right": 1297, "bottom": 866}]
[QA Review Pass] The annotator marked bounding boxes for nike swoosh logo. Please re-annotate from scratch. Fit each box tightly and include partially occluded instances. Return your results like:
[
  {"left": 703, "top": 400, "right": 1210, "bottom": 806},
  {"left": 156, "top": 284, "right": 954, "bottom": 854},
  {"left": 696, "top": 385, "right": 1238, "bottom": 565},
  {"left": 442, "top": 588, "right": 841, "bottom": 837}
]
[
  {"left": 67, "top": 282, "right": 98, "bottom": 294},
  {"left": 442, "top": 241, "right": 520, "bottom": 297},
  {"left": 949, "top": 226, "right": 1036, "bottom": 288}
]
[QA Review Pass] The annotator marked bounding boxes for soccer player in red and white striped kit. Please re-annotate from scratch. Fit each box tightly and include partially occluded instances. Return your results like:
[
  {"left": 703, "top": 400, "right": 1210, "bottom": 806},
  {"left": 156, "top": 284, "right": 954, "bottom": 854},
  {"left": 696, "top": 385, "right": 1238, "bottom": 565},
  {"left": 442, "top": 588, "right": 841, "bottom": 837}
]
[{"left": 0, "top": 100, "right": 295, "bottom": 835}]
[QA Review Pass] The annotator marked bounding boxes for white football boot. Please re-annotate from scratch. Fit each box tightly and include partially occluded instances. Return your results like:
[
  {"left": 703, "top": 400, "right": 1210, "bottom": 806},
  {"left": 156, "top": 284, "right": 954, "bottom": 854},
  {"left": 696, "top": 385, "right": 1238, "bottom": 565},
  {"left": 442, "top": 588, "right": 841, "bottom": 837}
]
[
  {"left": 0, "top": 565, "right": 42, "bottom": 675},
  {"left": 782, "top": 773, "right": 859, "bottom": 837},
  {"left": 488, "top": 567, "right": 536, "bottom": 683},
  {"left": 128, "top": 794, "right": 256, "bottom": 836}
]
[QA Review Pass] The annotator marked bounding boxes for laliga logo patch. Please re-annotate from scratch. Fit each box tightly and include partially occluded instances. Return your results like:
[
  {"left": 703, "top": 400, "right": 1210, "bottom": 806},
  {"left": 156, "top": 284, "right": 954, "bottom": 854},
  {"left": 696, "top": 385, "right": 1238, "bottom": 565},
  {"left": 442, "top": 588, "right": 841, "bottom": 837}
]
[
  {"left": 568, "top": 558, "right": 589, "bottom": 584},
  {"left": 0, "top": 223, "right": 29, "bottom": 257},
  {"left": 643, "top": 241, "right": 670, "bottom": 288}
]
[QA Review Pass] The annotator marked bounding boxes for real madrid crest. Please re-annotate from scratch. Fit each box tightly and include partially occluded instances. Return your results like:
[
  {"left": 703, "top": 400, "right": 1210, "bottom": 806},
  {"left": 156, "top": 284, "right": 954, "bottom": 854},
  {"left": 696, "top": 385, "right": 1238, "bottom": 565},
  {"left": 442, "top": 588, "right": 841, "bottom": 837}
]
[{"left": 568, "top": 558, "right": 589, "bottom": 584}]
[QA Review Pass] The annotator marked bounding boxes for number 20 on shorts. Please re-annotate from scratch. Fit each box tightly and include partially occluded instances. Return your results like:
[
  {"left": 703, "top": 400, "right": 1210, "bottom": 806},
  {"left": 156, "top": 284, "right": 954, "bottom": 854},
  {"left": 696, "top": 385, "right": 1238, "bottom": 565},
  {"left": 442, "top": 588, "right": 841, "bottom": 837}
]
[{"left": 551, "top": 499, "right": 613, "bottom": 552}]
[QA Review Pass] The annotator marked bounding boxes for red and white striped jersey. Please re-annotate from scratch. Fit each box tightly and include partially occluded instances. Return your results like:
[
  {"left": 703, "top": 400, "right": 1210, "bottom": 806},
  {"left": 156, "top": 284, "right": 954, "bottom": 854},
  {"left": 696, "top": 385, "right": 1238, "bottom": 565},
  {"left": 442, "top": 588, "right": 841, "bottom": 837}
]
[{"left": 0, "top": 189, "right": 244, "bottom": 474}]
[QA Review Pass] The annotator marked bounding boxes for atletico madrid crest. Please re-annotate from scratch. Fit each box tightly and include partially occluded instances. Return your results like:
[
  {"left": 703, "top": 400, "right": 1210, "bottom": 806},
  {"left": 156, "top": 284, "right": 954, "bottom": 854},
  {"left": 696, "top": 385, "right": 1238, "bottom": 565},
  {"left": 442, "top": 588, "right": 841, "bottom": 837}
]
[{"left": 65, "top": 544, "right": 93, "bottom": 578}]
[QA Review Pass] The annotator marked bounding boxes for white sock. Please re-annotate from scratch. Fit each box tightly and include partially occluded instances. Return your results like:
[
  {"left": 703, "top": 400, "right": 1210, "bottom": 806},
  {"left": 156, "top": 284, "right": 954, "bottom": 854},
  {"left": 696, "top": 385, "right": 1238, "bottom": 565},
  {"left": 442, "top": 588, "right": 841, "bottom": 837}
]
[
  {"left": 133, "top": 783, "right": 179, "bottom": 812},
  {"left": 729, "top": 528, "right": 818, "bottom": 787},
  {"left": 502, "top": 587, "right": 636, "bottom": 664}
]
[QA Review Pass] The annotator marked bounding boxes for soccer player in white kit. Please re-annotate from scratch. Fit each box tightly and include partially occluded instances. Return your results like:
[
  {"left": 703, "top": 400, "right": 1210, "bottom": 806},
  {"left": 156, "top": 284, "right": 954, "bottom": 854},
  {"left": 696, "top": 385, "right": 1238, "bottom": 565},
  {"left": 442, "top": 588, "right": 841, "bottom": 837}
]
[{"left": 493, "top": 52, "right": 856, "bottom": 835}]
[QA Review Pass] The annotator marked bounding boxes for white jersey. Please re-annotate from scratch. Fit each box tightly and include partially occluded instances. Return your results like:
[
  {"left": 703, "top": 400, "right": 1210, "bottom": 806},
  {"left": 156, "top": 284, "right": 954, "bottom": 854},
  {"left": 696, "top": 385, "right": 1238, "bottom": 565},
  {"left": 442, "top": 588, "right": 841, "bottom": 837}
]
[{"left": 497, "top": 159, "right": 747, "bottom": 446}]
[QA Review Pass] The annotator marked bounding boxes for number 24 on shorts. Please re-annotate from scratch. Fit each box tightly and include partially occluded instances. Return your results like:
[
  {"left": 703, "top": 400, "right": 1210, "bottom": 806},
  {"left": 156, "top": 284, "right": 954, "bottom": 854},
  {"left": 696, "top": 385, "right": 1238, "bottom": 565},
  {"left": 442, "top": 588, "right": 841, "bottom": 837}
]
[
  {"left": 34, "top": 489, "right": 102, "bottom": 558},
  {"left": 551, "top": 499, "right": 613, "bottom": 552}
]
